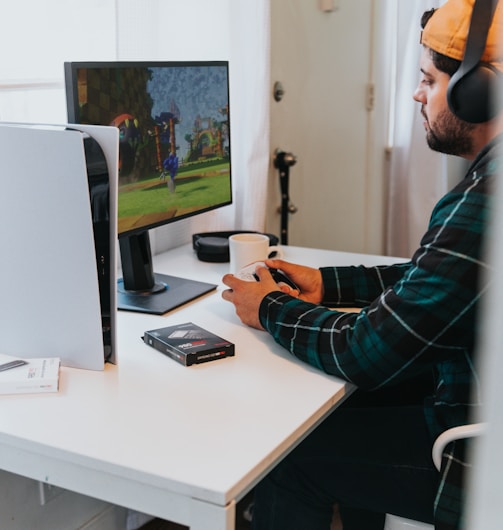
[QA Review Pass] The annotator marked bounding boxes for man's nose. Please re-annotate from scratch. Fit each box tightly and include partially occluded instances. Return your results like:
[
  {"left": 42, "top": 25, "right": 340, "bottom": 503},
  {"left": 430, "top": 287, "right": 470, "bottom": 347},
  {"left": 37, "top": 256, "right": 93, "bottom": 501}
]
[{"left": 413, "top": 86, "right": 425, "bottom": 103}]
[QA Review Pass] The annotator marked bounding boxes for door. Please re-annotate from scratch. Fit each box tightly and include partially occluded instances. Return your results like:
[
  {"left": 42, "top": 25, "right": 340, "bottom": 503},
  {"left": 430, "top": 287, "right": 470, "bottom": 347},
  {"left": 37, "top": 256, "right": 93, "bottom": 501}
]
[{"left": 266, "top": 0, "right": 387, "bottom": 254}]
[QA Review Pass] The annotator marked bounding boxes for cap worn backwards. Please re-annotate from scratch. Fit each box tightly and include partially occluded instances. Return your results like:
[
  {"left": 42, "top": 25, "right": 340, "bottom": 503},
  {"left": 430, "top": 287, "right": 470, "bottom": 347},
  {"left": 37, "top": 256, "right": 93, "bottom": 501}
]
[{"left": 421, "top": 0, "right": 503, "bottom": 72}]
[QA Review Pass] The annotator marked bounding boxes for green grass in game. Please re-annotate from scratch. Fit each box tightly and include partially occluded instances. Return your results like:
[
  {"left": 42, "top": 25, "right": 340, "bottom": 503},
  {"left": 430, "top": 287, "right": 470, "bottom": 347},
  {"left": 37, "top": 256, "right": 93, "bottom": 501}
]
[{"left": 118, "top": 161, "right": 231, "bottom": 234}]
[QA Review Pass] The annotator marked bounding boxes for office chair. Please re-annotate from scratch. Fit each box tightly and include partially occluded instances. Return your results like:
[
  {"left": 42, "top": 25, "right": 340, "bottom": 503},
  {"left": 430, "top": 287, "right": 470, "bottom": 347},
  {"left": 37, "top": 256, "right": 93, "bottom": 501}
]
[{"left": 384, "top": 423, "right": 486, "bottom": 530}]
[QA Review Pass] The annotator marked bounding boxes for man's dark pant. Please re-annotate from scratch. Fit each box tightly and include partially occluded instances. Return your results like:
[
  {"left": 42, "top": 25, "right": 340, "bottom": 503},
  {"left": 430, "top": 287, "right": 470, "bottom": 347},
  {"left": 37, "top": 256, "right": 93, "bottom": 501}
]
[{"left": 251, "top": 385, "right": 439, "bottom": 530}]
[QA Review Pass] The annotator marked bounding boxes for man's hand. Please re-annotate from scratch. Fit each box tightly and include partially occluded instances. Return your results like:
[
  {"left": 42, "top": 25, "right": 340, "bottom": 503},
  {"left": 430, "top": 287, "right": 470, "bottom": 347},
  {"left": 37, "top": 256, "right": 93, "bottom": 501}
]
[
  {"left": 264, "top": 260, "right": 324, "bottom": 304},
  {"left": 222, "top": 265, "right": 285, "bottom": 329}
]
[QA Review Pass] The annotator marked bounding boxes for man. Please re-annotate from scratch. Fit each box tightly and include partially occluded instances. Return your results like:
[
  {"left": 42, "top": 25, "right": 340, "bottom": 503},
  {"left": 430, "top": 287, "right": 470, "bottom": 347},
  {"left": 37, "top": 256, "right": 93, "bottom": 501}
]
[{"left": 222, "top": 1, "right": 502, "bottom": 528}]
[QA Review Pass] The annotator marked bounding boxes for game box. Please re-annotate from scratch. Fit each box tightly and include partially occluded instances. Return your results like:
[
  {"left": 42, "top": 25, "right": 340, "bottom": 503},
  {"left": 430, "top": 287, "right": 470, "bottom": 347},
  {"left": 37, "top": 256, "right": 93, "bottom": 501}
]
[{"left": 143, "top": 322, "right": 235, "bottom": 366}]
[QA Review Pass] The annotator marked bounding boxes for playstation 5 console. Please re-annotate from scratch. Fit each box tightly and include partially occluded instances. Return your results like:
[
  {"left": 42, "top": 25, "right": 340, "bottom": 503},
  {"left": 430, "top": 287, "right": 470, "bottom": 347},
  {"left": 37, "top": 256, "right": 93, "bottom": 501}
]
[{"left": 0, "top": 123, "right": 119, "bottom": 370}]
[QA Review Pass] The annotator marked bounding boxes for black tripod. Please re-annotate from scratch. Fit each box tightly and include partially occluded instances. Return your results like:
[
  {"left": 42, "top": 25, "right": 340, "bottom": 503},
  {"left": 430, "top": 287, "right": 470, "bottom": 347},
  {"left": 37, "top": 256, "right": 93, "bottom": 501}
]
[{"left": 273, "top": 149, "right": 297, "bottom": 245}]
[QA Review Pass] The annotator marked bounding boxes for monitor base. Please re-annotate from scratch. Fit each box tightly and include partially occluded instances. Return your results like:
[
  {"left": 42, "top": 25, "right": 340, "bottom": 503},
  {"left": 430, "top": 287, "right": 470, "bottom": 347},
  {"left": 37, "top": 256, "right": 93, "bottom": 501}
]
[{"left": 117, "top": 273, "right": 217, "bottom": 315}]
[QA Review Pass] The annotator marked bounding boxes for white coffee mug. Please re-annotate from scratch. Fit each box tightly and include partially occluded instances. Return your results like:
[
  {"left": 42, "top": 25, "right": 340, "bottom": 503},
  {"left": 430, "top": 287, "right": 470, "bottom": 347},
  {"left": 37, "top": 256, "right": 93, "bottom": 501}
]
[{"left": 229, "top": 233, "right": 283, "bottom": 274}]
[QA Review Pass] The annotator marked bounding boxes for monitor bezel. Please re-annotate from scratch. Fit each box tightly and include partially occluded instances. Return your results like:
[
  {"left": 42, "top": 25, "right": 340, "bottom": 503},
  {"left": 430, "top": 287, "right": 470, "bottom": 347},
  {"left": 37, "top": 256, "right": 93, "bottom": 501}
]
[{"left": 64, "top": 60, "right": 233, "bottom": 239}]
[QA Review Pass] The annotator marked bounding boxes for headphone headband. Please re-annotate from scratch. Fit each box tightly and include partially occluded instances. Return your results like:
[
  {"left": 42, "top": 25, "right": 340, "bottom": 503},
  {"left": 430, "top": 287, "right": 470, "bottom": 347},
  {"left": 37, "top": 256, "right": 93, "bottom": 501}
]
[{"left": 447, "top": 0, "right": 500, "bottom": 123}]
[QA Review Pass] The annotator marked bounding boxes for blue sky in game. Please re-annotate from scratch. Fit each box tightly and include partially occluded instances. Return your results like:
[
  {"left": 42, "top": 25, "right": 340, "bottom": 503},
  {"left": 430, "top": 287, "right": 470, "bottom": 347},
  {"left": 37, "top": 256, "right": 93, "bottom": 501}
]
[{"left": 147, "top": 65, "right": 229, "bottom": 160}]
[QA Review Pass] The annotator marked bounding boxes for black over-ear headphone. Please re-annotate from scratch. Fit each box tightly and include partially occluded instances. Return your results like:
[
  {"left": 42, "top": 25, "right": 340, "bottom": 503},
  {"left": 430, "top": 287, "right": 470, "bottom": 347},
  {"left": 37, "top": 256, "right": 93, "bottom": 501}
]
[
  {"left": 192, "top": 231, "right": 280, "bottom": 262},
  {"left": 447, "top": 0, "right": 500, "bottom": 123}
]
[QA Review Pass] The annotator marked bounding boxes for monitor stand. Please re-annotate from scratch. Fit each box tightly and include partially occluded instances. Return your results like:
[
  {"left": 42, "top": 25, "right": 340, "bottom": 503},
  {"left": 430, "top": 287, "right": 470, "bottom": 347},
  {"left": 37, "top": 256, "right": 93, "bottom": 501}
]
[{"left": 117, "top": 231, "right": 217, "bottom": 315}]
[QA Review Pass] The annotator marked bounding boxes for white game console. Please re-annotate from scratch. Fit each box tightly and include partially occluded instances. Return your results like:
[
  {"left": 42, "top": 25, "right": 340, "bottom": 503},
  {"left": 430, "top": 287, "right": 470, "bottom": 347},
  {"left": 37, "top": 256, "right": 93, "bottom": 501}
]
[{"left": 0, "top": 123, "right": 119, "bottom": 370}]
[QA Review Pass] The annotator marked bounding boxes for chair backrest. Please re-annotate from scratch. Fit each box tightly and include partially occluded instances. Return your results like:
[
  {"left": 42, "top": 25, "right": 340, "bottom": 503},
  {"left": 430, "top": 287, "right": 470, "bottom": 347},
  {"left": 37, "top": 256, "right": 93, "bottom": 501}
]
[
  {"left": 431, "top": 423, "right": 486, "bottom": 470},
  {"left": 384, "top": 422, "right": 486, "bottom": 530}
]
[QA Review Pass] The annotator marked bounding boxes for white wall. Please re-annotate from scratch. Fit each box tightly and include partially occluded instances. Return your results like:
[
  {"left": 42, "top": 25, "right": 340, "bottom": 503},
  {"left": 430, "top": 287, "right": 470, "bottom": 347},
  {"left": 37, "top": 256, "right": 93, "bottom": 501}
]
[{"left": 0, "top": 0, "right": 117, "bottom": 123}]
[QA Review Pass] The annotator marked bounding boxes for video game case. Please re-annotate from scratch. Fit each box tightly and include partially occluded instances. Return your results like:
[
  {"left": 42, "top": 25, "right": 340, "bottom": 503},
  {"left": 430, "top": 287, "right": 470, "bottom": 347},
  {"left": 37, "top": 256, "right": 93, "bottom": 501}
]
[{"left": 142, "top": 322, "right": 235, "bottom": 366}]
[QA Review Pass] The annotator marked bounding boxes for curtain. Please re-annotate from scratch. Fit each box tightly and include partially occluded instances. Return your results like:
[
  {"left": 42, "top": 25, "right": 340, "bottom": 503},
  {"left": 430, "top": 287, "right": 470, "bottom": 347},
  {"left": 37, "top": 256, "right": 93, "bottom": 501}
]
[
  {"left": 229, "top": 0, "right": 271, "bottom": 232},
  {"left": 385, "top": 0, "right": 446, "bottom": 258}
]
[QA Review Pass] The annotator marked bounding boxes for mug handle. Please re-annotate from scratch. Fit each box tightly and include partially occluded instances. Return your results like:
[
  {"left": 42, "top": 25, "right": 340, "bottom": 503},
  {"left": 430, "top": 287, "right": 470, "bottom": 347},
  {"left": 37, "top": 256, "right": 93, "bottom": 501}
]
[{"left": 267, "top": 245, "right": 284, "bottom": 259}]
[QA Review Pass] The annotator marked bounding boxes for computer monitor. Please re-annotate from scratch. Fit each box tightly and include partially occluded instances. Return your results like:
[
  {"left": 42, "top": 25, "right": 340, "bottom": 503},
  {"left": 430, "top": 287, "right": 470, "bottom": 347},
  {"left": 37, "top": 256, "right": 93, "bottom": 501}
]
[{"left": 65, "top": 61, "right": 232, "bottom": 314}]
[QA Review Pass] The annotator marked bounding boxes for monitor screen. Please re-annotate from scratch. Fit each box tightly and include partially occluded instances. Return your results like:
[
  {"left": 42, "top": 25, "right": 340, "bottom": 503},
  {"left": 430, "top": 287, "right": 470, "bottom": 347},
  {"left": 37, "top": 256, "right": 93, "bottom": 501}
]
[{"left": 65, "top": 61, "right": 232, "bottom": 314}]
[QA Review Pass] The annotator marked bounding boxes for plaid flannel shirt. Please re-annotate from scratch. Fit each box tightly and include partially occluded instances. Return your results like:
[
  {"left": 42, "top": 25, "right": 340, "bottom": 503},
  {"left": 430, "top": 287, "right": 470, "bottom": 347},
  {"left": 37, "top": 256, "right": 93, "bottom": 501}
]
[{"left": 259, "top": 136, "right": 502, "bottom": 529}]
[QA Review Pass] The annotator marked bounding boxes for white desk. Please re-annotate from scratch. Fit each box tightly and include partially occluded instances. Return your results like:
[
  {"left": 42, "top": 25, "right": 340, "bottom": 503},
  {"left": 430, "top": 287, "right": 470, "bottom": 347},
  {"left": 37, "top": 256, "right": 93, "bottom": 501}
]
[{"left": 0, "top": 244, "right": 399, "bottom": 530}]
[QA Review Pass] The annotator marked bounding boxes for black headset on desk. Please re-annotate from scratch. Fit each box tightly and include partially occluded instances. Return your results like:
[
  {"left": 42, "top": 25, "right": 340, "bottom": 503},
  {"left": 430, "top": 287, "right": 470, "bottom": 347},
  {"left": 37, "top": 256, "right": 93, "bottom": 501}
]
[
  {"left": 192, "top": 231, "right": 280, "bottom": 262},
  {"left": 446, "top": 0, "right": 501, "bottom": 123}
]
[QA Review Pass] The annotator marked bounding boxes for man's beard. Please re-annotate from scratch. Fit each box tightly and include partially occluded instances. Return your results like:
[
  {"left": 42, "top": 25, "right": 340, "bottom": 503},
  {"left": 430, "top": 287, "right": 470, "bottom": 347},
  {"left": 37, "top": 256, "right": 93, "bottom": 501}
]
[{"left": 423, "top": 107, "right": 475, "bottom": 156}]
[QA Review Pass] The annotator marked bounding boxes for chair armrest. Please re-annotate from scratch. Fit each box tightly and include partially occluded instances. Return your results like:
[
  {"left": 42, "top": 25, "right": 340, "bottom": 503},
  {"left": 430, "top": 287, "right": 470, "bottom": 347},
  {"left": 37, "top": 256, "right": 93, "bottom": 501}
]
[{"left": 432, "top": 422, "right": 486, "bottom": 470}]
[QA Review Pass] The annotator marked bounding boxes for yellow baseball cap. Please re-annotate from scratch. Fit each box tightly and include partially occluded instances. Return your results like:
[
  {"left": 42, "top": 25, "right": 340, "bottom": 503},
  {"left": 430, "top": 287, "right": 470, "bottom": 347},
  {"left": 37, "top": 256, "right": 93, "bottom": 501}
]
[{"left": 421, "top": 0, "right": 503, "bottom": 72}]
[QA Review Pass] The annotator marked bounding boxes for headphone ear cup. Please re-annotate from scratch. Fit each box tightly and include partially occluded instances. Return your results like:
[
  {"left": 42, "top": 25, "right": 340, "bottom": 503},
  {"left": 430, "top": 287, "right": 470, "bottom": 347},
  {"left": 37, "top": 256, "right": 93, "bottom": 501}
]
[
  {"left": 192, "top": 231, "right": 280, "bottom": 262},
  {"left": 194, "top": 236, "right": 231, "bottom": 262},
  {"left": 447, "top": 63, "right": 499, "bottom": 124}
]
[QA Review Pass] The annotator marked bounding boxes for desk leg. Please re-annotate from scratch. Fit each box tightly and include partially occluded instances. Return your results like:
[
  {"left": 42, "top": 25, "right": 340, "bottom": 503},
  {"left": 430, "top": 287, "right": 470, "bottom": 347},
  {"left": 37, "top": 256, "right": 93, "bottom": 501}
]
[{"left": 189, "top": 498, "right": 236, "bottom": 530}]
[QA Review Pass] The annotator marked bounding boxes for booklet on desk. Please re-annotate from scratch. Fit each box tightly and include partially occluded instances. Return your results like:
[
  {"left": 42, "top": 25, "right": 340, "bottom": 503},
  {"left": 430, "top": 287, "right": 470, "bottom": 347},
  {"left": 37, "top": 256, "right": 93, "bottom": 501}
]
[{"left": 0, "top": 354, "right": 60, "bottom": 395}]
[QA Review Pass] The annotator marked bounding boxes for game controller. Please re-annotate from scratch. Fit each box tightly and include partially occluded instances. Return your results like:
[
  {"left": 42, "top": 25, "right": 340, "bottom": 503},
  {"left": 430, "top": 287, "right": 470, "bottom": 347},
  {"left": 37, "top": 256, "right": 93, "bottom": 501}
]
[{"left": 235, "top": 262, "right": 298, "bottom": 290}]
